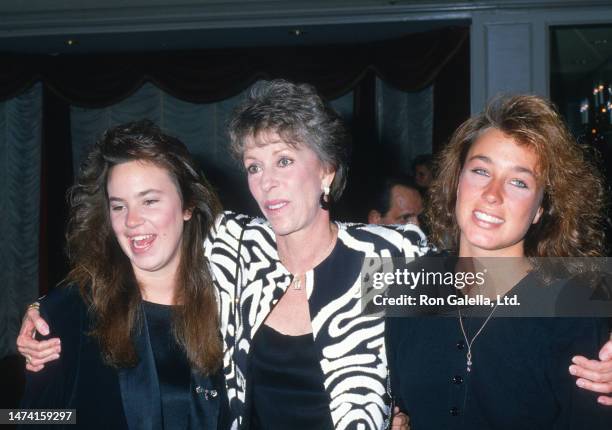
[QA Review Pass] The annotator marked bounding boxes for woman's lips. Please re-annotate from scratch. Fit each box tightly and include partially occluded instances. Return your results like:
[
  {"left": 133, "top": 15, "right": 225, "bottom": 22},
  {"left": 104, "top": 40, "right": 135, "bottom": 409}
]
[
  {"left": 473, "top": 210, "right": 504, "bottom": 226},
  {"left": 129, "top": 234, "right": 156, "bottom": 253},
  {"left": 264, "top": 200, "right": 289, "bottom": 214}
]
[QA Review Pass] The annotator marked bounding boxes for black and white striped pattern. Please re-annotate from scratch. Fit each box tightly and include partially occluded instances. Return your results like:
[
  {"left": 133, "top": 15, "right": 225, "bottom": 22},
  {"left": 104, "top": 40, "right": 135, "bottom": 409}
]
[{"left": 205, "top": 212, "right": 426, "bottom": 429}]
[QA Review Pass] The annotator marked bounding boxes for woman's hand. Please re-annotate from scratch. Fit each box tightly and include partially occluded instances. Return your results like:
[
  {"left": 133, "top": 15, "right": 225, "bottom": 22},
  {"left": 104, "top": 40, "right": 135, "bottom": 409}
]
[
  {"left": 391, "top": 406, "right": 410, "bottom": 430},
  {"left": 569, "top": 336, "right": 612, "bottom": 405},
  {"left": 16, "top": 306, "right": 60, "bottom": 372}
]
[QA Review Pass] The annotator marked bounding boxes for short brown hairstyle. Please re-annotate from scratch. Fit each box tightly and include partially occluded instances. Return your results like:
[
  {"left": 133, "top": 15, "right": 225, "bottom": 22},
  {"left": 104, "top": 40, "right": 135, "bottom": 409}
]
[
  {"left": 427, "top": 94, "right": 607, "bottom": 257},
  {"left": 228, "top": 79, "right": 351, "bottom": 201}
]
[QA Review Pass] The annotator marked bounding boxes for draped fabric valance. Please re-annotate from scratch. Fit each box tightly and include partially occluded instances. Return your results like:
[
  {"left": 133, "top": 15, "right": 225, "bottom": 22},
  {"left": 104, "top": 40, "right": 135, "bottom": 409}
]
[{"left": 0, "top": 27, "right": 468, "bottom": 106}]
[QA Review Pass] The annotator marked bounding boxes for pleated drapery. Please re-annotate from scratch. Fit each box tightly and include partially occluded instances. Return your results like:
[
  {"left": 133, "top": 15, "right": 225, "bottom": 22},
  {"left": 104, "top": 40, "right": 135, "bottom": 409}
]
[
  {"left": 376, "top": 79, "right": 433, "bottom": 173},
  {"left": 70, "top": 83, "right": 354, "bottom": 213},
  {"left": 0, "top": 83, "right": 42, "bottom": 358}
]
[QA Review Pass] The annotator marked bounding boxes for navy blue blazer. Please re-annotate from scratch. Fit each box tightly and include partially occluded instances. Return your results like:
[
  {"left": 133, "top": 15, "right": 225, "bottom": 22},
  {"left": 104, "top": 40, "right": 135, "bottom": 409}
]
[{"left": 20, "top": 286, "right": 229, "bottom": 430}]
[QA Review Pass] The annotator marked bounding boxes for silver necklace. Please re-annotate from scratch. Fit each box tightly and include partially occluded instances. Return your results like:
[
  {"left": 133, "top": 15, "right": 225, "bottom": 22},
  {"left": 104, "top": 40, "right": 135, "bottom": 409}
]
[{"left": 458, "top": 303, "right": 499, "bottom": 372}]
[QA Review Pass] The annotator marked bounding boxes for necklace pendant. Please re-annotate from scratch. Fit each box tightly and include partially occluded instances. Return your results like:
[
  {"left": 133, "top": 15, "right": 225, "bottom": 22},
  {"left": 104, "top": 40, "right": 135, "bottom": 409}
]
[{"left": 292, "top": 277, "right": 301, "bottom": 290}]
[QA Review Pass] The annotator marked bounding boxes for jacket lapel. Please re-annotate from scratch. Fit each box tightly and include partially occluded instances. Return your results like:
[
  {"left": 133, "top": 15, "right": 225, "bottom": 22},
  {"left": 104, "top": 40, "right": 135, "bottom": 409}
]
[{"left": 118, "top": 313, "right": 163, "bottom": 430}]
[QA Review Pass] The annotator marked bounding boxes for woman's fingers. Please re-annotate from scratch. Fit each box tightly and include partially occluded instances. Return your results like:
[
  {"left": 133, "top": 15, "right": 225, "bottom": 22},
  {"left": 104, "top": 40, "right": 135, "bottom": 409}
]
[
  {"left": 571, "top": 356, "right": 612, "bottom": 378},
  {"left": 391, "top": 406, "right": 410, "bottom": 430},
  {"left": 25, "top": 363, "right": 46, "bottom": 373},
  {"left": 569, "top": 355, "right": 612, "bottom": 398},
  {"left": 597, "top": 337, "right": 612, "bottom": 361},
  {"left": 27, "top": 348, "right": 61, "bottom": 367},
  {"left": 17, "top": 337, "right": 60, "bottom": 357},
  {"left": 29, "top": 307, "right": 49, "bottom": 336},
  {"left": 18, "top": 308, "right": 49, "bottom": 337},
  {"left": 597, "top": 395, "right": 612, "bottom": 406},
  {"left": 570, "top": 363, "right": 612, "bottom": 384},
  {"left": 17, "top": 306, "right": 59, "bottom": 369},
  {"left": 575, "top": 376, "right": 612, "bottom": 394}
]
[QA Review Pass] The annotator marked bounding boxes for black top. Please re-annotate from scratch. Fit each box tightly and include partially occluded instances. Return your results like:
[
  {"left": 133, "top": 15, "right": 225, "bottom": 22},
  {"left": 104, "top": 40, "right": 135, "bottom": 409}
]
[
  {"left": 144, "top": 301, "right": 192, "bottom": 430},
  {"left": 249, "top": 324, "right": 334, "bottom": 430},
  {"left": 209, "top": 212, "right": 426, "bottom": 428},
  {"left": 386, "top": 255, "right": 612, "bottom": 430},
  {"left": 20, "top": 287, "right": 229, "bottom": 430}
]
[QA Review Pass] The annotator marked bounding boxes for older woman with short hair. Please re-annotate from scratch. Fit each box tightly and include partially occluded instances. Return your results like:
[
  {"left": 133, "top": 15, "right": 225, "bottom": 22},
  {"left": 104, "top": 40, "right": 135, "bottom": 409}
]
[{"left": 206, "top": 80, "right": 424, "bottom": 429}]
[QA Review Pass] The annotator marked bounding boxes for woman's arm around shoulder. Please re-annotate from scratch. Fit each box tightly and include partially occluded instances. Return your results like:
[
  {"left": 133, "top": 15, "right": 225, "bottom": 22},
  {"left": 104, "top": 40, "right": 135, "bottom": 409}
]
[
  {"left": 19, "top": 286, "right": 85, "bottom": 409},
  {"left": 550, "top": 318, "right": 612, "bottom": 425}
]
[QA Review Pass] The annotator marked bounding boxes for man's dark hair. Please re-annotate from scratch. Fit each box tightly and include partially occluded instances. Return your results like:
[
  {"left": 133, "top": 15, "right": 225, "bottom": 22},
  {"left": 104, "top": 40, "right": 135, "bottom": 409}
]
[
  {"left": 411, "top": 153, "right": 433, "bottom": 172},
  {"left": 369, "top": 175, "right": 420, "bottom": 216}
]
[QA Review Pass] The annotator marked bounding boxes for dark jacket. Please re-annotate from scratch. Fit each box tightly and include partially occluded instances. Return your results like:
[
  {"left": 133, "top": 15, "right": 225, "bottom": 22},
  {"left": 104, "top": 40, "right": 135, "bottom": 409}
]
[
  {"left": 385, "top": 254, "right": 612, "bottom": 430},
  {"left": 20, "top": 286, "right": 229, "bottom": 430}
]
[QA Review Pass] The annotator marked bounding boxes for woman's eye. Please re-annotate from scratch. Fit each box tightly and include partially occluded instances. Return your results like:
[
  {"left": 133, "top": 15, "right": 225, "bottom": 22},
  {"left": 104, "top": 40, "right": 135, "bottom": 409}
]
[
  {"left": 246, "top": 164, "right": 260, "bottom": 174},
  {"left": 144, "top": 199, "right": 158, "bottom": 206},
  {"left": 278, "top": 157, "right": 293, "bottom": 168},
  {"left": 471, "top": 168, "right": 489, "bottom": 176},
  {"left": 510, "top": 179, "right": 528, "bottom": 189},
  {"left": 111, "top": 205, "right": 124, "bottom": 212}
]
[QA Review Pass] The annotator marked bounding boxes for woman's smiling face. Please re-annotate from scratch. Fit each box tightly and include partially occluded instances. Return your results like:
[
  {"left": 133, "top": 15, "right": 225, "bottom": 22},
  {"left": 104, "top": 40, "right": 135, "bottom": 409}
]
[
  {"left": 107, "top": 160, "right": 191, "bottom": 281},
  {"left": 456, "top": 128, "right": 544, "bottom": 257}
]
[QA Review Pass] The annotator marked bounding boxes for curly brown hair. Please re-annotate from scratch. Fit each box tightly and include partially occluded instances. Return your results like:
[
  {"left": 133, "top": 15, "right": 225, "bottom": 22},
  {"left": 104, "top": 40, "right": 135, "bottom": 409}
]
[
  {"left": 427, "top": 94, "right": 607, "bottom": 257},
  {"left": 65, "top": 120, "right": 223, "bottom": 373}
]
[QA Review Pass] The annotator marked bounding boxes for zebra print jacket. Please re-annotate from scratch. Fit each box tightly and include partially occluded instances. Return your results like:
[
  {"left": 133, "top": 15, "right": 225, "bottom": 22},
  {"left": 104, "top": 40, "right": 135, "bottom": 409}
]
[{"left": 205, "top": 212, "right": 426, "bottom": 429}]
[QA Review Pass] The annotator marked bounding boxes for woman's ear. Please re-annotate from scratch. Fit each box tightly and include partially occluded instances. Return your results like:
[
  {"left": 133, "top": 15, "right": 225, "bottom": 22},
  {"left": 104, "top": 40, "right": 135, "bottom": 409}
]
[
  {"left": 321, "top": 167, "right": 336, "bottom": 193},
  {"left": 183, "top": 207, "right": 193, "bottom": 221},
  {"left": 532, "top": 206, "right": 544, "bottom": 225},
  {"left": 532, "top": 188, "right": 546, "bottom": 225}
]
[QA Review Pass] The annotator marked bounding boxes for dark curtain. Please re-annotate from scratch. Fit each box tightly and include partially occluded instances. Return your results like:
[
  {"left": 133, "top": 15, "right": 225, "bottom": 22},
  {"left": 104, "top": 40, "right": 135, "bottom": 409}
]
[
  {"left": 433, "top": 31, "right": 471, "bottom": 153},
  {"left": 40, "top": 87, "right": 72, "bottom": 296},
  {"left": 0, "top": 26, "right": 469, "bottom": 291},
  {"left": 0, "top": 27, "right": 467, "bottom": 106}
]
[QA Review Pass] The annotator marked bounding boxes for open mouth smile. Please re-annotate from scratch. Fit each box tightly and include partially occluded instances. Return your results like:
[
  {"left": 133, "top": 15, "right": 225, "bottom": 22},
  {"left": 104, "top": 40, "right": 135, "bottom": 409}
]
[
  {"left": 265, "top": 200, "right": 289, "bottom": 212},
  {"left": 473, "top": 210, "right": 504, "bottom": 225},
  {"left": 129, "top": 234, "right": 156, "bottom": 252}
]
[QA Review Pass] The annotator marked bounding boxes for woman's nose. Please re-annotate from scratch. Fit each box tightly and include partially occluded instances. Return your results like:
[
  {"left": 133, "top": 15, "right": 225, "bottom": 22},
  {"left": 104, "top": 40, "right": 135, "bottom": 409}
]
[
  {"left": 125, "top": 208, "right": 144, "bottom": 227},
  {"left": 260, "top": 168, "right": 279, "bottom": 192},
  {"left": 482, "top": 178, "right": 503, "bottom": 204}
]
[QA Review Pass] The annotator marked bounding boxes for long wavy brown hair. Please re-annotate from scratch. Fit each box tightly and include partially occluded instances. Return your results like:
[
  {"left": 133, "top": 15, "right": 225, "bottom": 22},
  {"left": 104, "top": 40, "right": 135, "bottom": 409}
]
[
  {"left": 65, "top": 120, "right": 223, "bottom": 373},
  {"left": 427, "top": 94, "right": 607, "bottom": 258}
]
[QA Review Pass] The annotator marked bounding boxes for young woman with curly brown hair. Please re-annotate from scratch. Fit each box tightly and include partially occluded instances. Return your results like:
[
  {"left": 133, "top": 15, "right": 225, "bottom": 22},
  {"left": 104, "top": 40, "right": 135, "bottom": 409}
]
[
  {"left": 386, "top": 94, "right": 612, "bottom": 429},
  {"left": 428, "top": 95, "right": 606, "bottom": 259},
  {"left": 18, "top": 120, "right": 229, "bottom": 429}
]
